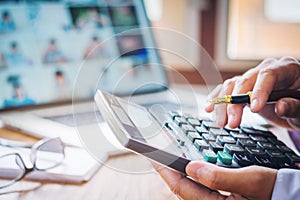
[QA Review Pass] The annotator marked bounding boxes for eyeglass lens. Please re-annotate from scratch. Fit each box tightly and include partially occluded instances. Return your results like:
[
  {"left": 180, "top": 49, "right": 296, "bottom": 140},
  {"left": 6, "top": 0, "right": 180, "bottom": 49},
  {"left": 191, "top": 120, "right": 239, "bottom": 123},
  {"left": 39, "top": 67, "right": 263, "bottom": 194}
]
[
  {"left": 34, "top": 138, "right": 65, "bottom": 170},
  {"left": 0, "top": 154, "right": 25, "bottom": 189}
]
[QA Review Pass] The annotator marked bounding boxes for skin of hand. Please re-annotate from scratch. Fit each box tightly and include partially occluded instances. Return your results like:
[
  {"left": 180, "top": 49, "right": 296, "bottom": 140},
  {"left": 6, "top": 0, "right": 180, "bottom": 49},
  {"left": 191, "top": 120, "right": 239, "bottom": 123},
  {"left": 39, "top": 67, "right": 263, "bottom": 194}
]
[
  {"left": 152, "top": 161, "right": 277, "bottom": 200},
  {"left": 152, "top": 56, "right": 300, "bottom": 200},
  {"left": 205, "top": 56, "right": 300, "bottom": 129}
]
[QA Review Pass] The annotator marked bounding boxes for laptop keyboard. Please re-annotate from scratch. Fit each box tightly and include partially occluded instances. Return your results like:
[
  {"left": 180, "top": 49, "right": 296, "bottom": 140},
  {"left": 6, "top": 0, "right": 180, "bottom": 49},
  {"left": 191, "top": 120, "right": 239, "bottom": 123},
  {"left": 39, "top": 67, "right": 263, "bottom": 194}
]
[{"left": 164, "top": 111, "right": 300, "bottom": 169}]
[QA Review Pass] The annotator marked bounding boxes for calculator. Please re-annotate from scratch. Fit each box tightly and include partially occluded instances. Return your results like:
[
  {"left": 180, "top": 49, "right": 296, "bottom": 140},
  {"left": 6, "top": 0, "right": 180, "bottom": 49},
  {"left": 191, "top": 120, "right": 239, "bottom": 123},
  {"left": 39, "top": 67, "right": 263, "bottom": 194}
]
[{"left": 94, "top": 90, "right": 300, "bottom": 173}]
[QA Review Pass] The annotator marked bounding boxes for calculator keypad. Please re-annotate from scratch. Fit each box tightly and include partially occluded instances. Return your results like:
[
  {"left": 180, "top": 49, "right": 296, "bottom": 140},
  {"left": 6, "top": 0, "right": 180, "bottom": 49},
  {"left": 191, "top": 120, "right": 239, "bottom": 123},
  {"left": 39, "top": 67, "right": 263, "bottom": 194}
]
[{"left": 167, "top": 111, "right": 300, "bottom": 169}]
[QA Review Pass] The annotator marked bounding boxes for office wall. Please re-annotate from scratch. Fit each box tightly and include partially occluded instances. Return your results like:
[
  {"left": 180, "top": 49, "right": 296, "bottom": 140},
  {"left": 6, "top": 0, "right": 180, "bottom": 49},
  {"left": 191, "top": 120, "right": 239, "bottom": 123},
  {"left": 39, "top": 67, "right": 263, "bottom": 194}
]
[
  {"left": 145, "top": 0, "right": 244, "bottom": 84},
  {"left": 146, "top": 0, "right": 208, "bottom": 70}
]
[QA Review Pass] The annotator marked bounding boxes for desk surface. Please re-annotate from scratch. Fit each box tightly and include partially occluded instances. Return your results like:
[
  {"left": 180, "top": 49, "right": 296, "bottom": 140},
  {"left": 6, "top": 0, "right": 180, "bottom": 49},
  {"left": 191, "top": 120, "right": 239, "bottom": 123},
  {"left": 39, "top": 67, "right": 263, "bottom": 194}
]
[
  {"left": 0, "top": 84, "right": 298, "bottom": 199},
  {"left": 0, "top": 128, "right": 178, "bottom": 200}
]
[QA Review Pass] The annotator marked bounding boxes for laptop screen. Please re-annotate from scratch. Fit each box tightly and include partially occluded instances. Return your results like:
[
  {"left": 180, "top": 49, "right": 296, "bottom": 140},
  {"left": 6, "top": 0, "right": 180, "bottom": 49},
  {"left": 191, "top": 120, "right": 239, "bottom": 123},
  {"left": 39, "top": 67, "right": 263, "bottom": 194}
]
[{"left": 0, "top": 0, "right": 168, "bottom": 110}]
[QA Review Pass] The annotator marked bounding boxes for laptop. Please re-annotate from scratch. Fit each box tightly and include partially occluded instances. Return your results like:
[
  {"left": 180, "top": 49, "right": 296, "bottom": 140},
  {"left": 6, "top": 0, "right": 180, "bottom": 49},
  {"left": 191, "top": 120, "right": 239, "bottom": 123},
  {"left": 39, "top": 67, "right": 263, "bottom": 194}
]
[{"left": 0, "top": 0, "right": 186, "bottom": 161}]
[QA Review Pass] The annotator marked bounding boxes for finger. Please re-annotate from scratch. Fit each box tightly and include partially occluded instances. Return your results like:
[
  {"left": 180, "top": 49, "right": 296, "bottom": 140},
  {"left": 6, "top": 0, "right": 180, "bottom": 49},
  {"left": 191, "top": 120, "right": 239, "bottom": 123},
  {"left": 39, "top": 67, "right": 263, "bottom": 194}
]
[
  {"left": 276, "top": 57, "right": 300, "bottom": 89},
  {"left": 223, "top": 77, "right": 240, "bottom": 95},
  {"left": 275, "top": 98, "right": 300, "bottom": 118},
  {"left": 275, "top": 98, "right": 300, "bottom": 130},
  {"left": 256, "top": 57, "right": 278, "bottom": 70},
  {"left": 227, "top": 74, "right": 256, "bottom": 128},
  {"left": 247, "top": 58, "right": 277, "bottom": 112},
  {"left": 250, "top": 68, "right": 278, "bottom": 113},
  {"left": 186, "top": 161, "right": 277, "bottom": 200},
  {"left": 214, "top": 104, "right": 228, "bottom": 127},
  {"left": 226, "top": 105, "right": 244, "bottom": 128},
  {"left": 251, "top": 58, "right": 300, "bottom": 112},
  {"left": 205, "top": 84, "right": 222, "bottom": 113},
  {"left": 152, "top": 162, "right": 226, "bottom": 200},
  {"left": 212, "top": 78, "right": 238, "bottom": 127},
  {"left": 205, "top": 78, "right": 237, "bottom": 113}
]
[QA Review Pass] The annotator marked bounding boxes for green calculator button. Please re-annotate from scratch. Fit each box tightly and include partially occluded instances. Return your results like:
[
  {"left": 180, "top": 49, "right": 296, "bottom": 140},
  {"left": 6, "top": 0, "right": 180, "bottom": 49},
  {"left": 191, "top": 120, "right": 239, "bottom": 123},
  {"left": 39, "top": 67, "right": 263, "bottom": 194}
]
[
  {"left": 217, "top": 151, "right": 232, "bottom": 165},
  {"left": 202, "top": 150, "right": 217, "bottom": 163}
]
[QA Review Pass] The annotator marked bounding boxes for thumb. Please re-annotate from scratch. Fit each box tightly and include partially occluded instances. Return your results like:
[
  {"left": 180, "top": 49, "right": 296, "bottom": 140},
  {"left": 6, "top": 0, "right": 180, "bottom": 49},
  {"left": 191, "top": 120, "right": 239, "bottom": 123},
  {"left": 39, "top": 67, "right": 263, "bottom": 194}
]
[
  {"left": 275, "top": 98, "right": 300, "bottom": 129},
  {"left": 186, "top": 161, "right": 277, "bottom": 200},
  {"left": 275, "top": 98, "right": 300, "bottom": 118}
]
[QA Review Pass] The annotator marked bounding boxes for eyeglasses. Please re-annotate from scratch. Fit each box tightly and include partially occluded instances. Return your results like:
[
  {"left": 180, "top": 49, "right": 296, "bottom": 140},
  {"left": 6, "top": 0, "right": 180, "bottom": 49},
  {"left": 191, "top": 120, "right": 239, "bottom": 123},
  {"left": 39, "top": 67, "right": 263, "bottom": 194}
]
[{"left": 0, "top": 137, "right": 65, "bottom": 190}]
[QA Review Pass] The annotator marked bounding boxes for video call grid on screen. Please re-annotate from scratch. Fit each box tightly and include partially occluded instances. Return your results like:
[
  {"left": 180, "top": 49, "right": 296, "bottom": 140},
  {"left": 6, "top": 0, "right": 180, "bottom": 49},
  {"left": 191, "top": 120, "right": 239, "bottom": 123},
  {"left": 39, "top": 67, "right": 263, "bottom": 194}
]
[{"left": 0, "top": 0, "right": 167, "bottom": 110}]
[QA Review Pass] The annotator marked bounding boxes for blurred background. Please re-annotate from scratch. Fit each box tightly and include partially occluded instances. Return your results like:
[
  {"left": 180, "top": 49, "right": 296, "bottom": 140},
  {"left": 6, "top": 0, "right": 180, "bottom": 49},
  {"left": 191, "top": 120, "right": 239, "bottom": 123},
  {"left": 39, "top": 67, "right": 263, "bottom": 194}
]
[{"left": 145, "top": 0, "right": 300, "bottom": 83}]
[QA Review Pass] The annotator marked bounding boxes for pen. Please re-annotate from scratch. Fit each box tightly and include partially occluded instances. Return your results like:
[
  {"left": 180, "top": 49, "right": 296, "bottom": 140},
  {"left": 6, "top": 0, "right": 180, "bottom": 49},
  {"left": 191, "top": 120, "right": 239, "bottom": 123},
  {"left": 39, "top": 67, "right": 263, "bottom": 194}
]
[{"left": 210, "top": 89, "right": 300, "bottom": 104}]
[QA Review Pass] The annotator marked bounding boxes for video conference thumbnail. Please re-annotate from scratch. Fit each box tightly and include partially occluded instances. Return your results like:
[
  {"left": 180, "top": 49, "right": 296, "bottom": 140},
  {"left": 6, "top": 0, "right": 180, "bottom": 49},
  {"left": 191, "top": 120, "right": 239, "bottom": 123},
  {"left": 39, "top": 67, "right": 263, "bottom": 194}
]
[{"left": 0, "top": 0, "right": 155, "bottom": 109}]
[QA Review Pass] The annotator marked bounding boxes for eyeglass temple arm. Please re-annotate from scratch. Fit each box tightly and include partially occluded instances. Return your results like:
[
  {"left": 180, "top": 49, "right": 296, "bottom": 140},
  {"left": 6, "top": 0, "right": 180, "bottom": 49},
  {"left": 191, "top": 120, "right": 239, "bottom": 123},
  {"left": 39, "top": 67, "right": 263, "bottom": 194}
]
[{"left": 0, "top": 138, "right": 31, "bottom": 148}]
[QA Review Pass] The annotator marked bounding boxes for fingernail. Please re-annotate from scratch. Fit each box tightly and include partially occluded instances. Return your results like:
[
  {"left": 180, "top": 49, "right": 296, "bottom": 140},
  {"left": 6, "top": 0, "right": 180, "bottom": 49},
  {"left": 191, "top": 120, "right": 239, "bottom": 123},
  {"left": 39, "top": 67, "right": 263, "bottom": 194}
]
[
  {"left": 251, "top": 98, "right": 259, "bottom": 111},
  {"left": 205, "top": 101, "right": 211, "bottom": 109},
  {"left": 186, "top": 162, "right": 202, "bottom": 178},
  {"left": 276, "top": 101, "right": 288, "bottom": 117},
  {"left": 282, "top": 101, "right": 289, "bottom": 116}
]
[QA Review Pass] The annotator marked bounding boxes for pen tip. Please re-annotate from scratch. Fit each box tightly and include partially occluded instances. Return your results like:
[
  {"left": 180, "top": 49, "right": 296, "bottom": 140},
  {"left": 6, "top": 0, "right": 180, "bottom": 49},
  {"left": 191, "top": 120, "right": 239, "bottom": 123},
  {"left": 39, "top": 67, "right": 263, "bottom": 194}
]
[{"left": 210, "top": 97, "right": 227, "bottom": 104}]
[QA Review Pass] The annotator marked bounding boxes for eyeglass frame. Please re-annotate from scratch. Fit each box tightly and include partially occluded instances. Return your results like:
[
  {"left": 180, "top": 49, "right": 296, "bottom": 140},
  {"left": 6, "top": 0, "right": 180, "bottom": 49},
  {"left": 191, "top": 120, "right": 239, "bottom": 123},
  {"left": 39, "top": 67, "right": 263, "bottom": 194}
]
[{"left": 0, "top": 137, "right": 65, "bottom": 189}]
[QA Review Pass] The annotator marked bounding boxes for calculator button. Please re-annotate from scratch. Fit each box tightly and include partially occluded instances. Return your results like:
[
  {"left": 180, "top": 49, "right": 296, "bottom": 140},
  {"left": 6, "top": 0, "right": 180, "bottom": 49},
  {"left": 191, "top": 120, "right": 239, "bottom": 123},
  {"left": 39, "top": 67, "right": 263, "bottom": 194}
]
[
  {"left": 286, "top": 153, "right": 300, "bottom": 165},
  {"left": 210, "top": 128, "right": 229, "bottom": 137},
  {"left": 277, "top": 161, "right": 295, "bottom": 169},
  {"left": 249, "top": 135, "right": 268, "bottom": 142},
  {"left": 181, "top": 124, "right": 195, "bottom": 135},
  {"left": 268, "top": 138, "right": 285, "bottom": 146},
  {"left": 187, "top": 118, "right": 201, "bottom": 126},
  {"left": 246, "top": 124, "right": 275, "bottom": 135},
  {"left": 202, "top": 133, "right": 216, "bottom": 142},
  {"left": 266, "top": 150, "right": 285, "bottom": 160},
  {"left": 223, "top": 126, "right": 240, "bottom": 133},
  {"left": 276, "top": 145, "right": 294, "bottom": 154},
  {"left": 194, "top": 139, "right": 209, "bottom": 151},
  {"left": 195, "top": 126, "right": 209, "bottom": 135},
  {"left": 254, "top": 156, "right": 273, "bottom": 168},
  {"left": 168, "top": 111, "right": 180, "bottom": 120},
  {"left": 237, "top": 138, "right": 256, "bottom": 148},
  {"left": 229, "top": 132, "right": 249, "bottom": 139},
  {"left": 209, "top": 142, "right": 224, "bottom": 153},
  {"left": 233, "top": 153, "right": 254, "bottom": 167},
  {"left": 202, "top": 121, "right": 220, "bottom": 130},
  {"left": 241, "top": 127, "right": 263, "bottom": 135},
  {"left": 197, "top": 116, "right": 212, "bottom": 122},
  {"left": 202, "top": 150, "right": 218, "bottom": 163},
  {"left": 174, "top": 116, "right": 187, "bottom": 127},
  {"left": 250, "top": 125, "right": 271, "bottom": 132},
  {"left": 217, "top": 136, "right": 236, "bottom": 146},
  {"left": 187, "top": 132, "right": 202, "bottom": 142},
  {"left": 257, "top": 141, "right": 277, "bottom": 150},
  {"left": 224, "top": 144, "right": 245, "bottom": 155},
  {"left": 218, "top": 151, "right": 232, "bottom": 165},
  {"left": 245, "top": 146, "right": 266, "bottom": 158}
]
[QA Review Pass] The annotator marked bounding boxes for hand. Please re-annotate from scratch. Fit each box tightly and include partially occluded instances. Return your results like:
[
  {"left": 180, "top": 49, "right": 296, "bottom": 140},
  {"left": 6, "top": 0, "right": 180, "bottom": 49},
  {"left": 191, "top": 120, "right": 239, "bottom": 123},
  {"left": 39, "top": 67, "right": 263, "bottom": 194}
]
[
  {"left": 205, "top": 56, "right": 300, "bottom": 129},
  {"left": 153, "top": 161, "right": 277, "bottom": 200}
]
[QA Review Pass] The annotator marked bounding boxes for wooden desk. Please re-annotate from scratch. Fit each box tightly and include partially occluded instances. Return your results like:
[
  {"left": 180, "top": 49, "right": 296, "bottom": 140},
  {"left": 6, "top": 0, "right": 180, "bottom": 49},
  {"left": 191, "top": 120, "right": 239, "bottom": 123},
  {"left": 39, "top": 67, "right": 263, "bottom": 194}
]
[
  {"left": 0, "top": 128, "right": 178, "bottom": 200},
  {"left": 0, "top": 85, "right": 297, "bottom": 199}
]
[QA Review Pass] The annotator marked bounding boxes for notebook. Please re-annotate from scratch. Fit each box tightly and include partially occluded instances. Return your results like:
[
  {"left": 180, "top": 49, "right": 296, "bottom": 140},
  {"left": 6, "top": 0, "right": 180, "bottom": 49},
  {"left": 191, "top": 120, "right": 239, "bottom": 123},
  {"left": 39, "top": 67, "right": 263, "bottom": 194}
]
[{"left": 0, "top": 0, "right": 178, "bottom": 160}]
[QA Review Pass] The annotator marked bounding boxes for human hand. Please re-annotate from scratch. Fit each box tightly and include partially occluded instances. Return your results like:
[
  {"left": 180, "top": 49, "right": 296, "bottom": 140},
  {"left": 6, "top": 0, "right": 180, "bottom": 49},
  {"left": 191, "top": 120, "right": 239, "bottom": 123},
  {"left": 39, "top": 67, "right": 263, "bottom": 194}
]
[
  {"left": 153, "top": 161, "right": 277, "bottom": 200},
  {"left": 205, "top": 57, "right": 300, "bottom": 129}
]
